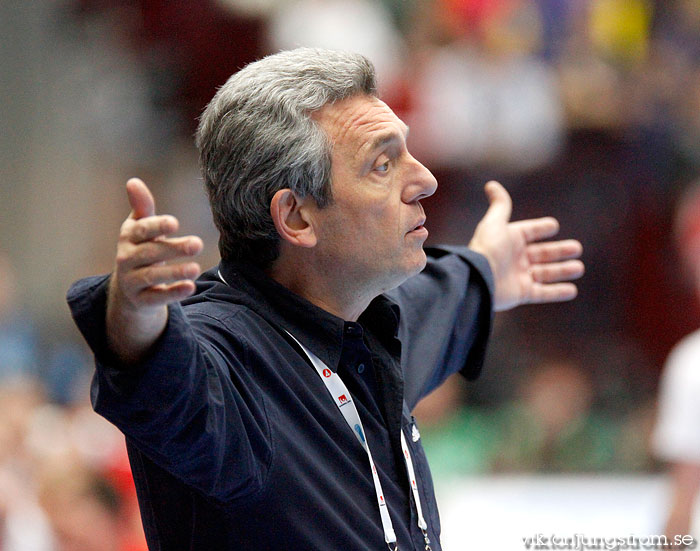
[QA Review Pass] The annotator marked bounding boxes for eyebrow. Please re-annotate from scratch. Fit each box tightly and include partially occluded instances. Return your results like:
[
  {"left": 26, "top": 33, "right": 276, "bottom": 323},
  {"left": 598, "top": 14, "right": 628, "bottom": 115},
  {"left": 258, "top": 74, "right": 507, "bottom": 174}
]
[{"left": 368, "top": 125, "right": 410, "bottom": 153}]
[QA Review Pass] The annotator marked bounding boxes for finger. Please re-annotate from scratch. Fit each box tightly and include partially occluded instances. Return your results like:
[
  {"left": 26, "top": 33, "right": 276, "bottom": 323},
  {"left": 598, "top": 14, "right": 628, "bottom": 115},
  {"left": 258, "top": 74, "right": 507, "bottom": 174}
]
[
  {"left": 136, "top": 281, "right": 198, "bottom": 307},
  {"left": 530, "top": 260, "right": 585, "bottom": 283},
  {"left": 124, "top": 262, "right": 201, "bottom": 292},
  {"left": 527, "top": 240, "right": 583, "bottom": 263},
  {"left": 482, "top": 181, "right": 512, "bottom": 224},
  {"left": 123, "top": 215, "right": 180, "bottom": 244},
  {"left": 511, "top": 217, "right": 559, "bottom": 242},
  {"left": 118, "top": 236, "right": 204, "bottom": 270},
  {"left": 528, "top": 282, "right": 579, "bottom": 304},
  {"left": 126, "top": 178, "right": 156, "bottom": 219}
]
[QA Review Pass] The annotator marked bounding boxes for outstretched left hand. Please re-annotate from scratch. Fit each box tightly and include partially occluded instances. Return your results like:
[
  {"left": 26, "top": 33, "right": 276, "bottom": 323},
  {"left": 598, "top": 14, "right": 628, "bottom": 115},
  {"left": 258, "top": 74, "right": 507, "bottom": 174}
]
[{"left": 468, "top": 181, "right": 584, "bottom": 312}]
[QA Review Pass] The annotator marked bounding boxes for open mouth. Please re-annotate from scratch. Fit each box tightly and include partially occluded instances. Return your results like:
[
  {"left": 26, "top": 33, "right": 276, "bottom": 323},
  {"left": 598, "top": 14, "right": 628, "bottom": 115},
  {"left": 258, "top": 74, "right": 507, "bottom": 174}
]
[{"left": 407, "top": 219, "right": 428, "bottom": 235}]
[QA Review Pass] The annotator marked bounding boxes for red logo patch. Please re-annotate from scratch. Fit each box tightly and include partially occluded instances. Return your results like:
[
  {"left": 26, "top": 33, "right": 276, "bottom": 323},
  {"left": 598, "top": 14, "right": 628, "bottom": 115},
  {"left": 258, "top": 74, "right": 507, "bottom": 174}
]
[
  {"left": 322, "top": 368, "right": 332, "bottom": 378},
  {"left": 338, "top": 394, "right": 348, "bottom": 404}
]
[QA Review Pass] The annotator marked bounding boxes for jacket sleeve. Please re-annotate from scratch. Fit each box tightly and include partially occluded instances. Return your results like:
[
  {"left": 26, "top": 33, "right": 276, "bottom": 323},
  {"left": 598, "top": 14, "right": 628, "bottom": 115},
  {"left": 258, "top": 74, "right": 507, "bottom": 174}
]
[
  {"left": 66, "top": 275, "right": 271, "bottom": 503},
  {"left": 385, "top": 246, "right": 494, "bottom": 410}
]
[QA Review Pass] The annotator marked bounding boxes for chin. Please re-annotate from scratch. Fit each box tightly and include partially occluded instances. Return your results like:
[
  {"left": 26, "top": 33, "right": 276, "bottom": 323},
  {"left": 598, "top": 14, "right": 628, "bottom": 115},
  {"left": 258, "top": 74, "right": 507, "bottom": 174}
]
[
  {"left": 409, "top": 249, "right": 428, "bottom": 274},
  {"left": 388, "top": 253, "right": 428, "bottom": 289}
]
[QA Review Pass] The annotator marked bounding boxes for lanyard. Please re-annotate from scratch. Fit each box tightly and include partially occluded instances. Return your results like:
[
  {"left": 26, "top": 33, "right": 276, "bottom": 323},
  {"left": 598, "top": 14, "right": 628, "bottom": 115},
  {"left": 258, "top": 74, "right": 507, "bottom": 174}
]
[
  {"left": 216, "top": 270, "right": 432, "bottom": 549},
  {"left": 285, "top": 331, "right": 432, "bottom": 551}
]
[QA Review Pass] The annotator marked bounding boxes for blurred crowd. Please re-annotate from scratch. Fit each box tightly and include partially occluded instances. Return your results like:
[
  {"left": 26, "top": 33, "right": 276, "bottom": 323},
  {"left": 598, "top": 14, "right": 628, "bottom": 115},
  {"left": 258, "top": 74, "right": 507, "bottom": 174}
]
[
  {"left": 0, "top": 256, "right": 147, "bottom": 550},
  {"left": 2, "top": 0, "right": 700, "bottom": 548}
]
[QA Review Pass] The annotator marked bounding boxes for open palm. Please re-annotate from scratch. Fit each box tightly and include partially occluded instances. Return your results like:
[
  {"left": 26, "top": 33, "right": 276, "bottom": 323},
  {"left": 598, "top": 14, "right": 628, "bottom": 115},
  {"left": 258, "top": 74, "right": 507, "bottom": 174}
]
[{"left": 468, "top": 181, "right": 584, "bottom": 312}]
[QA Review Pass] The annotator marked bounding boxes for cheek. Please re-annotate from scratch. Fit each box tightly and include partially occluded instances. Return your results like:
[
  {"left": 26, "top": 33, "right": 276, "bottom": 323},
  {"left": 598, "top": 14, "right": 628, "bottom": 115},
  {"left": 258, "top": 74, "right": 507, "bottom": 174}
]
[
  {"left": 337, "top": 201, "right": 390, "bottom": 238},
  {"left": 320, "top": 190, "right": 404, "bottom": 257},
  {"left": 361, "top": 209, "right": 403, "bottom": 253}
]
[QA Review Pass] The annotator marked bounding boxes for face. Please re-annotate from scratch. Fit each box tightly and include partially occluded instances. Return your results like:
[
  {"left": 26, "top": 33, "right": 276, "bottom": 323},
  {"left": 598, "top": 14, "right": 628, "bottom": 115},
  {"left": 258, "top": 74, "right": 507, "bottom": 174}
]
[{"left": 309, "top": 95, "right": 438, "bottom": 294}]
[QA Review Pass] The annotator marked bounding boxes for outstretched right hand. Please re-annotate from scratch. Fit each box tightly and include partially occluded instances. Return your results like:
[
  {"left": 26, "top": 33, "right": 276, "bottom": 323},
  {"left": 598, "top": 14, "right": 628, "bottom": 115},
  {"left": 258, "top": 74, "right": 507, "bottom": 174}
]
[{"left": 106, "top": 178, "right": 204, "bottom": 365}]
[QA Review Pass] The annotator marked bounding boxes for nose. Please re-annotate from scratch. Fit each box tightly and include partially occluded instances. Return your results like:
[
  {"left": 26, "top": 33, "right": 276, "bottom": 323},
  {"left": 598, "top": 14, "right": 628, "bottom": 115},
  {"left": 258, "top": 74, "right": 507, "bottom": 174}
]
[{"left": 402, "top": 156, "right": 438, "bottom": 203}]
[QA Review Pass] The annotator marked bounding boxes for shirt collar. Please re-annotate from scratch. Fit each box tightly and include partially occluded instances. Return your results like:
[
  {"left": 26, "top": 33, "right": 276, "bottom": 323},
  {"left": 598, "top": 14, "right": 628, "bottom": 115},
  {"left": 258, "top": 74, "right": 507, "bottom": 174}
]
[{"left": 217, "top": 259, "right": 400, "bottom": 372}]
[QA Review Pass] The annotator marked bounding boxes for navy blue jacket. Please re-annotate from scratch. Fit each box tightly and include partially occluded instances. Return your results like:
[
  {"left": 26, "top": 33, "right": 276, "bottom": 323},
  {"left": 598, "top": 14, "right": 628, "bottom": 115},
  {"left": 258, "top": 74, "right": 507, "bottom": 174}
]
[{"left": 67, "top": 246, "right": 493, "bottom": 550}]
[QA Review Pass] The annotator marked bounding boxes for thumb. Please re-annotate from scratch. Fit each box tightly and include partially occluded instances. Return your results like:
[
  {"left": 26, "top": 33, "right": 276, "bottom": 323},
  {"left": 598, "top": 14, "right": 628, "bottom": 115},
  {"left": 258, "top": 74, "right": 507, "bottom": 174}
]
[
  {"left": 482, "top": 180, "right": 512, "bottom": 224},
  {"left": 126, "top": 178, "right": 156, "bottom": 219}
]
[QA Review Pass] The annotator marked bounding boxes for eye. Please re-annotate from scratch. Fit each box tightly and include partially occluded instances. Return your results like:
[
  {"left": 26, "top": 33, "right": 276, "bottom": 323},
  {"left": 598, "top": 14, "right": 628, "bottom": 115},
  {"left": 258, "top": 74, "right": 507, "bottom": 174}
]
[{"left": 374, "top": 160, "right": 390, "bottom": 173}]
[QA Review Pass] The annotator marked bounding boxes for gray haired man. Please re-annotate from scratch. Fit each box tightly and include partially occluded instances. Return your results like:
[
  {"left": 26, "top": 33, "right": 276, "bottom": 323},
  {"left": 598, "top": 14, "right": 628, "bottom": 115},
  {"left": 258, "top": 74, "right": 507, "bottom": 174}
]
[{"left": 68, "top": 48, "right": 583, "bottom": 550}]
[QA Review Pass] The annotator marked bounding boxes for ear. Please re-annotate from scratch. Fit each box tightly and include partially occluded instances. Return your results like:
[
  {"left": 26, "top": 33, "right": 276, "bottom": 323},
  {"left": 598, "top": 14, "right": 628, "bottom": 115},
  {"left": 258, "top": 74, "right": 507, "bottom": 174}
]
[{"left": 270, "top": 189, "right": 317, "bottom": 248}]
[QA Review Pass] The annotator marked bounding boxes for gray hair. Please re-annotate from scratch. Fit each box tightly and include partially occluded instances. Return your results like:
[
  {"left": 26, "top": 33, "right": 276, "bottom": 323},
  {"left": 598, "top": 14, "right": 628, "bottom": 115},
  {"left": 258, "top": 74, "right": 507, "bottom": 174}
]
[{"left": 195, "top": 47, "right": 377, "bottom": 267}]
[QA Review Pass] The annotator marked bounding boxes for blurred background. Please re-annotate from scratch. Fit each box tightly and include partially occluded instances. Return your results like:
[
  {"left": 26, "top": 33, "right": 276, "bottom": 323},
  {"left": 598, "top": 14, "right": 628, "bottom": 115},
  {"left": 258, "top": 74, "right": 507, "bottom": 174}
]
[{"left": 1, "top": 0, "right": 700, "bottom": 549}]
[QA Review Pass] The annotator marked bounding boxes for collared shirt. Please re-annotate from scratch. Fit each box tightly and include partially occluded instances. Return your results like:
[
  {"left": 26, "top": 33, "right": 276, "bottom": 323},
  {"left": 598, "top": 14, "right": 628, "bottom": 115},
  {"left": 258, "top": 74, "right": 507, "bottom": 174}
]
[{"left": 67, "top": 246, "right": 493, "bottom": 550}]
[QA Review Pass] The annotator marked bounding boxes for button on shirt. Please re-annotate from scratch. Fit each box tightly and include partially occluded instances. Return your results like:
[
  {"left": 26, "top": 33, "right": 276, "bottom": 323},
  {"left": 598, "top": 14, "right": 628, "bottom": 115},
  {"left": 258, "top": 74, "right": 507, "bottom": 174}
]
[{"left": 67, "top": 246, "right": 493, "bottom": 550}]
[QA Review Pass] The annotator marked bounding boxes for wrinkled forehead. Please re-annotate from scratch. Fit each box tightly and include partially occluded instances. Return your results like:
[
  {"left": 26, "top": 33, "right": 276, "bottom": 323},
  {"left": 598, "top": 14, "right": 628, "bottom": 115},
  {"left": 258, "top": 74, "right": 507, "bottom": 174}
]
[{"left": 312, "top": 95, "right": 408, "bottom": 157}]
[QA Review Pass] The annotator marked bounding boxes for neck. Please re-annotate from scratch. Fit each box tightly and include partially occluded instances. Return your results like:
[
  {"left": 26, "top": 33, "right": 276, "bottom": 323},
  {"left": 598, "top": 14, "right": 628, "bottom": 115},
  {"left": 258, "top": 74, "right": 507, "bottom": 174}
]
[{"left": 267, "top": 252, "right": 376, "bottom": 322}]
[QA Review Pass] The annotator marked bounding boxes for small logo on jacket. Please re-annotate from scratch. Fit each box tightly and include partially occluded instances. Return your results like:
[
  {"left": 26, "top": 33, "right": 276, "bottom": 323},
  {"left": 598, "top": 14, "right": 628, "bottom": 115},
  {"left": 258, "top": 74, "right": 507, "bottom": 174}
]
[
  {"left": 338, "top": 394, "right": 349, "bottom": 405},
  {"left": 412, "top": 424, "right": 421, "bottom": 442},
  {"left": 322, "top": 368, "right": 332, "bottom": 378}
]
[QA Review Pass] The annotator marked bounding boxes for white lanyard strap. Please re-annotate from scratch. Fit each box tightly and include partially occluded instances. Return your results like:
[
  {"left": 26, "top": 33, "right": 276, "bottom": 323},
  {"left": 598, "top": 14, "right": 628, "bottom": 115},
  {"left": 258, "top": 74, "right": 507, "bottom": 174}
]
[
  {"left": 400, "top": 430, "right": 428, "bottom": 534},
  {"left": 287, "top": 331, "right": 397, "bottom": 546},
  {"left": 285, "top": 331, "right": 432, "bottom": 551},
  {"left": 216, "top": 270, "right": 431, "bottom": 548}
]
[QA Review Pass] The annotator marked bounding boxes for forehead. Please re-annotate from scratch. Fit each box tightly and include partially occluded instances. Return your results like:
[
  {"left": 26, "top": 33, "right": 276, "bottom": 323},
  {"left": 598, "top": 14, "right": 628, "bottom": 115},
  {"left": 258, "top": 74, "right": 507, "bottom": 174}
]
[{"left": 312, "top": 95, "right": 408, "bottom": 155}]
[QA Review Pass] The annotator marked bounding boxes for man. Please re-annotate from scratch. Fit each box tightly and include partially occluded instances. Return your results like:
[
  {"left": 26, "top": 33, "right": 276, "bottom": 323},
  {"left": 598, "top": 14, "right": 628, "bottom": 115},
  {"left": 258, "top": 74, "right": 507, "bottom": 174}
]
[{"left": 68, "top": 48, "right": 583, "bottom": 550}]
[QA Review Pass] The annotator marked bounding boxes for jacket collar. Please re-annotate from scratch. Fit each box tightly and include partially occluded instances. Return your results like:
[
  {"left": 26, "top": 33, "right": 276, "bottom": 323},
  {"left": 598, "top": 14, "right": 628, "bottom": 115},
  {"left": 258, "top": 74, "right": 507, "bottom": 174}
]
[{"left": 213, "top": 259, "right": 400, "bottom": 372}]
